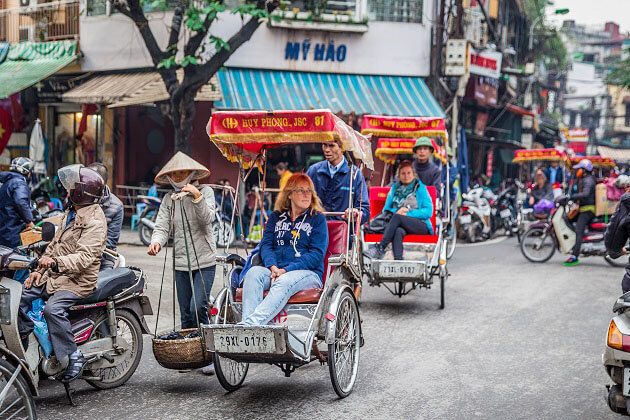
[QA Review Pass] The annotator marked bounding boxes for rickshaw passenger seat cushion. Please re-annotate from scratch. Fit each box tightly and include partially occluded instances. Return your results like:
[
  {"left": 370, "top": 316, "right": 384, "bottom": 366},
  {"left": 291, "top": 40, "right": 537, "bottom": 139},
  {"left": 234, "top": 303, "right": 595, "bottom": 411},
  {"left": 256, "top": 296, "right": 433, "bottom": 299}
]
[
  {"left": 366, "top": 185, "right": 439, "bottom": 244},
  {"left": 234, "top": 287, "right": 322, "bottom": 304}
]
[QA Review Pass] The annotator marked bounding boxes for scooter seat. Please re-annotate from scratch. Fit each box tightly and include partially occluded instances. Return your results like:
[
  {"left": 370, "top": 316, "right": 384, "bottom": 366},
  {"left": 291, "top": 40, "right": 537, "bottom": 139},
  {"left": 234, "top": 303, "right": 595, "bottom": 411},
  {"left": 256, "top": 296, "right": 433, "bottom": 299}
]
[{"left": 75, "top": 268, "right": 140, "bottom": 305}]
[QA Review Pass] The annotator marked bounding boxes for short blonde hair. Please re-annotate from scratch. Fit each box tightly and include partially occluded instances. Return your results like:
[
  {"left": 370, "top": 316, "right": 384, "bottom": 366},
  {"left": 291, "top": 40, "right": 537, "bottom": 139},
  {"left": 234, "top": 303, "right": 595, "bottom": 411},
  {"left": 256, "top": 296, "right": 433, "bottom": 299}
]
[{"left": 274, "top": 173, "right": 324, "bottom": 214}]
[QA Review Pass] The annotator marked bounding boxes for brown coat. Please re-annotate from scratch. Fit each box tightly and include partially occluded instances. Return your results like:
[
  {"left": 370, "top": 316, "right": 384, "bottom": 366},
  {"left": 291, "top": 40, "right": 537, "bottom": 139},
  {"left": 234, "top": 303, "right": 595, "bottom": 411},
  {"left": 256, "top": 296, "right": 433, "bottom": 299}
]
[{"left": 35, "top": 204, "right": 107, "bottom": 297}]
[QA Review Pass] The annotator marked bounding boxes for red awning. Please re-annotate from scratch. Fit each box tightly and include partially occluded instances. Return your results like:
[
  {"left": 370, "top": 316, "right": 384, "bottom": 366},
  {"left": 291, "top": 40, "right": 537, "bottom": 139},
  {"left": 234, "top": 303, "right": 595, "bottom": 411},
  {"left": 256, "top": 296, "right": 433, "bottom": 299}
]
[{"left": 506, "top": 103, "right": 535, "bottom": 118}]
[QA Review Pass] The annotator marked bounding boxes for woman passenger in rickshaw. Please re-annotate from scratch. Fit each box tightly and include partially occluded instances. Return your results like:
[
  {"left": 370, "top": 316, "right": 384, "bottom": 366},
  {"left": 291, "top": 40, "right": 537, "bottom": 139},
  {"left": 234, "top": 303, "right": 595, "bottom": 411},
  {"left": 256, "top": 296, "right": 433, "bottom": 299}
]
[
  {"left": 364, "top": 161, "right": 434, "bottom": 260},
  {"left": 528, "top": 169, "right": 554, "bottom": 207},
  {"left": 240, "top": 173, "right": 329, "bottom": 326}
]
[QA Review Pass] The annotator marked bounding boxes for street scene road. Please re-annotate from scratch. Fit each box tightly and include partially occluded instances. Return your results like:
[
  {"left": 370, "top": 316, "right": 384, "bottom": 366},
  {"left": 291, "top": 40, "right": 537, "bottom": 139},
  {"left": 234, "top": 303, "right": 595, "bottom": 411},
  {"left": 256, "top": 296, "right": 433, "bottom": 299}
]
[{"left": 33, "top": 236, "right": 624, "bottom": 419}]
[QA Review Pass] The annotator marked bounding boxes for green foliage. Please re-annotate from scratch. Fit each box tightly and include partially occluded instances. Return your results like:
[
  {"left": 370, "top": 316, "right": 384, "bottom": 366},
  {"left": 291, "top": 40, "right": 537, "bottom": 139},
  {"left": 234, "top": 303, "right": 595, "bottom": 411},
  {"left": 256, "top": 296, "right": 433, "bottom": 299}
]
[
  {"left": 541, "top": 30, "right": 568, "bottom": 71},
  {"left": 157, "top": 55, "right": 177, "bottom": 69},
  {"left": 233, "top": 3, "right": 270, "bottom": 19},
  {"left": 209, "top": 35, "right": 231, "bottom": 52},
  {"left": 606, "top": 52, "right": 630, "bottom": 89}
]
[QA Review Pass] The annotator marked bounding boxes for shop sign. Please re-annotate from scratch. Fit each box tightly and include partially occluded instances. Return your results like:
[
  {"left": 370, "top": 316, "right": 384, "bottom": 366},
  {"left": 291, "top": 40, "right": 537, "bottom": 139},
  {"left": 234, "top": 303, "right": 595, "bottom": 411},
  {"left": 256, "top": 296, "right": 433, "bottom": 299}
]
[
  {"left": 284, "top": 39, "right": 347, "bottom": 62},
  {"left": 469, "top": 50, "right": 502, "bottom": 79},
  {"left": 37, "top": 76, "right": 85, "bottom": 103}
]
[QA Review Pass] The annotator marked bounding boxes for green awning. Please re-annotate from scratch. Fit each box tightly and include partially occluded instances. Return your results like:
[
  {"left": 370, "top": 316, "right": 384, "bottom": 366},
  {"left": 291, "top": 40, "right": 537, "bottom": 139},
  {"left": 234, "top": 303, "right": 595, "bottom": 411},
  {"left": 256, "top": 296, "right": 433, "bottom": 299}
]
[{"left": 0, "top": 41, "right": 77, "bottom": 99}]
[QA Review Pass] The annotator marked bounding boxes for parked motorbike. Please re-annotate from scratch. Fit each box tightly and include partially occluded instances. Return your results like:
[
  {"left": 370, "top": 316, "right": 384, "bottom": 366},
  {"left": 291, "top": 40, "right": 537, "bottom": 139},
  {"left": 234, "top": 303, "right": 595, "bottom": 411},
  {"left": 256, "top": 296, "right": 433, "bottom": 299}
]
[
  {"left": 138, "top": 195, "right": 162, "bottom": 247},
  {"left": 459, "top": 185, "right": 495, "bottom": 243},
  {"left": 490, "top": 184, "right": 519, "bottom": 238},
  {"left": 0, "top": 225, "right": 152, "bottom": 406},
  {"left": 519, "top": 196, "right": 624, "bottom": 266},
  {"left": 604, "top": 290, "right": 630, "bottom": 414}
]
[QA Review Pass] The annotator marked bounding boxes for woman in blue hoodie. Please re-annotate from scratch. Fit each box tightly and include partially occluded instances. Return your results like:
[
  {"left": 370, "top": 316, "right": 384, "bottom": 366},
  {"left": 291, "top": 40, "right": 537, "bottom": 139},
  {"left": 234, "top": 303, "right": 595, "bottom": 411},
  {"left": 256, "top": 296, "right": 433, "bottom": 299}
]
[
  {"left": 365, "top": 161, "right": 434, "bottom": 260},
  {"left": 240, "top": 173, "right": 329, "bottom": 326}
]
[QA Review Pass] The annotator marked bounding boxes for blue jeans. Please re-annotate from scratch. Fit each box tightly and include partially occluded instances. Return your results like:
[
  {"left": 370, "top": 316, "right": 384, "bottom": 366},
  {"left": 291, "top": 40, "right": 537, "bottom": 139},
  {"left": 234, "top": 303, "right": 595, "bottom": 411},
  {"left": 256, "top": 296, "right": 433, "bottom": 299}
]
[
  {"left": 175, "top": 266, "right": 216, "bottom": 329},
  {"left": 241, "top": 266, "right": 321, "bottom": 326}
]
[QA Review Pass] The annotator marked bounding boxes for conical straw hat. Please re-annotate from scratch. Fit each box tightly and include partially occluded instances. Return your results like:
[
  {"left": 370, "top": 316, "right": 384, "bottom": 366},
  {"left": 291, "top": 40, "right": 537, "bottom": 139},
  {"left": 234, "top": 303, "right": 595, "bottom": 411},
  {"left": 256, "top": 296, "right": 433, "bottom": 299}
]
[{"left": 154, "top": 151, "right": 210, "bottom": 185}]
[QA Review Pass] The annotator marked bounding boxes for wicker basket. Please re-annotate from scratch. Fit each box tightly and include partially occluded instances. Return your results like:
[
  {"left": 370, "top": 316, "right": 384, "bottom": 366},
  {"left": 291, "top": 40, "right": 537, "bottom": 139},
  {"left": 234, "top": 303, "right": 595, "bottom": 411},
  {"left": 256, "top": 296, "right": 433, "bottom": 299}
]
[{"left": 152, "top": 329, "right": 212, "bottom": 370}]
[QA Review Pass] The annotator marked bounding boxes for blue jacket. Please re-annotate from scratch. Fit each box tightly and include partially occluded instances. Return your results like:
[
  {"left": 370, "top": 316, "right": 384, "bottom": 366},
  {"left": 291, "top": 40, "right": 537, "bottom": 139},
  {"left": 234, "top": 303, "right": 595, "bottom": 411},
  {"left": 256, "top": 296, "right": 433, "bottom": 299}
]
[
  {"left": 306, "top": 159, "right": 370, "bottom": 225},
  {"left": 0, "top": 172, "right": 33, "bottom": 248},
  {"left": 383, "top": 181, "right": 434, "bottom": 234},
  {"left": 260, "top": 210, "right": 329, "bottom": 280}
]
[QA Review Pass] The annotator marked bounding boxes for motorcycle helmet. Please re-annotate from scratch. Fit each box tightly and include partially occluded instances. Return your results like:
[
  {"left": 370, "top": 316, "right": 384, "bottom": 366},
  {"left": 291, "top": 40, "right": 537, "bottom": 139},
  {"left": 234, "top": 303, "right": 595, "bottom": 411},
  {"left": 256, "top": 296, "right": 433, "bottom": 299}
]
[
  {"left": 10, "top": 157, "right": 34, "bottom": 177},
  {"left": 573, "top": 159, "right": 593, "bottom": 172},
  {"left": 616, "top": 175, "right": 630, "bottom": 189},
  {"left": 58, "top": 164, "right": 104, "bottom": 206}
]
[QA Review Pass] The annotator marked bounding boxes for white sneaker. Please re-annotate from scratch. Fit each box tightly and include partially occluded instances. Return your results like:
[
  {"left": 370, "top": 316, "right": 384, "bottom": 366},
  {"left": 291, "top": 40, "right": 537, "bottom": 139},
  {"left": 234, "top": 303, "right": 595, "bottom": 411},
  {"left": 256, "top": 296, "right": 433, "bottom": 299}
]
[{"left": 201, "top": 363, "right": 215, "bottom": 375}]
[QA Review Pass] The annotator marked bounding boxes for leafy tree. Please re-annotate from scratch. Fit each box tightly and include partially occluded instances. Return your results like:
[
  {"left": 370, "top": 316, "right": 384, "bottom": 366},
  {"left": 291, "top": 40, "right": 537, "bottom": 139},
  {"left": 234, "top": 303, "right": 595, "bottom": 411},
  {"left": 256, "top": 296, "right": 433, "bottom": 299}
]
[
  {"left": 113, "top": 0, "right": 279, "bottom": 152},
  {"left": 606, "top": 52, "right": 630, "bottom": 89}
]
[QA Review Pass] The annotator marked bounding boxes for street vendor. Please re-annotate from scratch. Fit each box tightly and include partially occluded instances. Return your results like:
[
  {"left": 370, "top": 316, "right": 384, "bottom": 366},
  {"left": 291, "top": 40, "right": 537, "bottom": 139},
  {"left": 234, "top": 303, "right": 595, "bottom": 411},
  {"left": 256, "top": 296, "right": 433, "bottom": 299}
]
[
  {"left": 306, "top": 139, "right": 370, "bottom": 225},
  {"left": 412, "top": 137, "right": 441, "bottom": 189},
  {"left": 146, "top": 152, "right": 217, "bottom": 373}
]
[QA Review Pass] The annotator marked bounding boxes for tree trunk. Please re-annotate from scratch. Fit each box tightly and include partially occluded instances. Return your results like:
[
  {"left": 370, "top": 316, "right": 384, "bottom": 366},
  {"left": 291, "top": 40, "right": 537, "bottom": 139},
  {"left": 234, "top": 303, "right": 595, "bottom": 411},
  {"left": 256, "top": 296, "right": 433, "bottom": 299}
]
[{"left": 170, "top": 89, "right": 197, "bottom": 153}]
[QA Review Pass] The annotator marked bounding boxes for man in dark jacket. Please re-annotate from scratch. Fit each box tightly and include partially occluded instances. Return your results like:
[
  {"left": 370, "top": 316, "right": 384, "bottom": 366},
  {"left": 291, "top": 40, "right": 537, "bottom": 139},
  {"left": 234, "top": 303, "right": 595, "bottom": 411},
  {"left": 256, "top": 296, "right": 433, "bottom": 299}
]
[
  {"left": 545, "top": 161, "right": 564, "bottom": 185},
  {"left": 412, "top": 137, "right": 441, "bottom": 189},
  {"left": 306, "top": 141, "right": 370, "bottom": 225},
  {"left": 605, "top": 176, "right": 630, "bottom": 292},
  {"left": 88, "top": 163, "right": 124, "bottom": 269},
  {"left": 0, "top": 157, "right": 35, "bottom": 248},
  {"left": 565, "top": 159, "right": 596, "bottom": 266}
]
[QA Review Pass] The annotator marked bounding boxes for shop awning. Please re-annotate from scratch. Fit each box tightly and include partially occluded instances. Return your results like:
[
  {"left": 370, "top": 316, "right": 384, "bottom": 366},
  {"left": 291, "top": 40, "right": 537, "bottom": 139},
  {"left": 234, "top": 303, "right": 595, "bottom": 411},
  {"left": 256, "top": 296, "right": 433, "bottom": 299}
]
[
  {"left": 598, "top": 146, "right": 630, "bottom": 163},
  {"left": 215, "top": 68, "right": 444, "bottom": 117},
  {"left": 63, "top": 71, "right": 222, "bottom": 106},
  {"left": 0, "top": 41, "right": 77, "bottom": 99}
]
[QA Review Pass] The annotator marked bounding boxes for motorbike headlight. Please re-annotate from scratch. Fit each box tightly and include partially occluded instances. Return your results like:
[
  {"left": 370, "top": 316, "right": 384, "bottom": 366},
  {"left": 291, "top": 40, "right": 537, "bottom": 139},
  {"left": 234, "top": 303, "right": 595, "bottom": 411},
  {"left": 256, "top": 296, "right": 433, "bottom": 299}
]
[{"left": 607, "top": 320, "right": 630, "bottom": 351}]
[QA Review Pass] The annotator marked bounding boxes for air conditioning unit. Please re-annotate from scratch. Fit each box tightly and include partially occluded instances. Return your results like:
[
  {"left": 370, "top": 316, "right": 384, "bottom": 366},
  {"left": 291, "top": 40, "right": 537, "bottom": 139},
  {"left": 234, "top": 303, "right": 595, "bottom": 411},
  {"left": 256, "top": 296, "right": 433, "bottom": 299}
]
[{"left": 19, "top": 0, "right": 37, "bottom": 8}]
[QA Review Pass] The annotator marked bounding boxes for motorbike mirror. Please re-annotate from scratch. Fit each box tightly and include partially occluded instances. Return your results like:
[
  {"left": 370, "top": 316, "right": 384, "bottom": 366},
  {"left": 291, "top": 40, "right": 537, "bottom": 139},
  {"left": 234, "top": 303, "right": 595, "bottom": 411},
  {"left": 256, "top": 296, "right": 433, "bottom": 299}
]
[{"left": 41, "top": 222, "right": 56, "bottom": 242}]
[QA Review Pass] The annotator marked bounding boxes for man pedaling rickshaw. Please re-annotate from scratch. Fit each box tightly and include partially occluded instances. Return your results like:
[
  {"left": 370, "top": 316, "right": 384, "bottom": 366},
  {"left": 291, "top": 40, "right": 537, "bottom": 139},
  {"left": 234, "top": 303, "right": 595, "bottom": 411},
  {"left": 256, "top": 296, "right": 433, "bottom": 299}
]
[
  {"left": 564, "top": 159, "right": 596, "bottom": 267},
  {"left": 18, "top": 165, "right": 107, "bottom": 382}
]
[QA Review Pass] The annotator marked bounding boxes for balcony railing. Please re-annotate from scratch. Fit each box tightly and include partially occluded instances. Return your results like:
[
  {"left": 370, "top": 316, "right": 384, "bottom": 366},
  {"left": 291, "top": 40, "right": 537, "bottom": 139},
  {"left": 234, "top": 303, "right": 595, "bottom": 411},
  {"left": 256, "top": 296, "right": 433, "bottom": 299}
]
[
  {"left": 0, "top": 0, "right": 80, "bottom": 43},
  {"left": 271, "top": 0, "right": 369, "bottom": 31}
]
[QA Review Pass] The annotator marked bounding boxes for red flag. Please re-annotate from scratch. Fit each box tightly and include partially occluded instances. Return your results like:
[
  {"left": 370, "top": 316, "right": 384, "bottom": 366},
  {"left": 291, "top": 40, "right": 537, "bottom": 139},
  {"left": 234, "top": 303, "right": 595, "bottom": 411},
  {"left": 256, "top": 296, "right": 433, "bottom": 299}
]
[
  {"left": 0, "top": 108, "right": 14, "bottom": 155},
  {"left": 78, "top": 104, "right": 98, "bottom": 137}
]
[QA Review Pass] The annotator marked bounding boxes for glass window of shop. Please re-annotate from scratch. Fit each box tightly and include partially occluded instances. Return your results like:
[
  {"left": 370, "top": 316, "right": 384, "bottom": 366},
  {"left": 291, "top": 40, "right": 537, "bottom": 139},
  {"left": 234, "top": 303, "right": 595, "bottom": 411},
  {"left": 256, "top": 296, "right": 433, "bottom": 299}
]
[
  {"left": 52, "top": 111, "right": 102, "bottom": 172},
  {"left": 368, "top": 0, "right": 423, "bottom": 23}
]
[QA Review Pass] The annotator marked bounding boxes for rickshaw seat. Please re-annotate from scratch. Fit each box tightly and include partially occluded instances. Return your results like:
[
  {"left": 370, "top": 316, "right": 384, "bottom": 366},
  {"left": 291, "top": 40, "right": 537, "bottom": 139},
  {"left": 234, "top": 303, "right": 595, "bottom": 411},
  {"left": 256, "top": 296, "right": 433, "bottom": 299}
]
[
  {"left": 233, "top": 220, "right": 348, "bottom": 305},
  {"left": 365, "top": 185, "right": 439, "bottom": 244}
]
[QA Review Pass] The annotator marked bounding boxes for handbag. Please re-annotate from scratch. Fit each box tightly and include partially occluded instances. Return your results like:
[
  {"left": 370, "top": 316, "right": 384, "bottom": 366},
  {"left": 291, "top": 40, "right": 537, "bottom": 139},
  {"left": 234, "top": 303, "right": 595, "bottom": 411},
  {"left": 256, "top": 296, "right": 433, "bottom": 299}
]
[{"left": 366, "top": 211, "right": 392, "bottom": 233}]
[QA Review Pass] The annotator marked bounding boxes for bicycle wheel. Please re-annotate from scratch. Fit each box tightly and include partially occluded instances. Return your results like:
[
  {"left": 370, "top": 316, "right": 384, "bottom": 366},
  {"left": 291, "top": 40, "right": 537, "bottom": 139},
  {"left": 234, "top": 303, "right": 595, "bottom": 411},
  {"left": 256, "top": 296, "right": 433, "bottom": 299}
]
[
  {"left": 0, "top": 358, "right": 37, "bottom": 420},
  {"left": 520, "top": 227, "right": 556, "bottom": 263}
]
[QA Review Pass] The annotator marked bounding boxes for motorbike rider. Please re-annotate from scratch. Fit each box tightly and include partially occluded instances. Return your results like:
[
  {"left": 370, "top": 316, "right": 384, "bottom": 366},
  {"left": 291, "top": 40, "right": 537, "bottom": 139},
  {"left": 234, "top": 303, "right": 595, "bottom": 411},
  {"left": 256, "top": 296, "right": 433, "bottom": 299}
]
[
  {"left": 18, "top": 164, "right": 107, "bottom": 382},
  {"left": 306, "top": 139, "right": 370, "bottom": 225},
  {"left": 605, "top": 175, "right": 630, "bottom": 292},
  {"left": 564, "top": 159, "right": 596, "bottom": 267},
  {"left": 412, "top": 137, "right": 441, "bottom": 190},
  {"left": 0, "top": 157, "right": 35, "bottom": 248},
  {"left": 87, "top": 163, "right": 124, "bottom": 270}
]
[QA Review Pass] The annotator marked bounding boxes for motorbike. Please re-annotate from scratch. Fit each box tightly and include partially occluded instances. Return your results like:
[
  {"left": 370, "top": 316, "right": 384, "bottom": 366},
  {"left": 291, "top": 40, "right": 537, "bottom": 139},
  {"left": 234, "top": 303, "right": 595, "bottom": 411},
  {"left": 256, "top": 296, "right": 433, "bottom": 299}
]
[
  {"left": 604, "top": 290, "right": 630, "bottom": 414},
  {"left": 459, "top": 185, "right": 495, "bottom": 243},
  {"left": 0, "top": 224, "right": 152, "bottom": 407},
  {"left": 139, "top": 186, "right": 236, "bottom": 248},
  {"left": 519, "top": 196, "right": 624, "bottom": 266},
  {"left": 490, "top": 183, "right": 519, "bottom": 239}
]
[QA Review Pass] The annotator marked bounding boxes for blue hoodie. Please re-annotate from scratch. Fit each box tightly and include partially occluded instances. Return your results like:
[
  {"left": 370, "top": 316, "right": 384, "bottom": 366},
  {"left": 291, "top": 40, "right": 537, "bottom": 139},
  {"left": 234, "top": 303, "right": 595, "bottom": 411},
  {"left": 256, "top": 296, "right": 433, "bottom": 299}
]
[
  {"left": 260, "top": 210, "right": 329, "bottom": 280},
  {"left": 382, "top": 180, "right": 434, "bottom": 235},
  {"left": 0, "top": 171, "right": 33, "bottom": 248}
]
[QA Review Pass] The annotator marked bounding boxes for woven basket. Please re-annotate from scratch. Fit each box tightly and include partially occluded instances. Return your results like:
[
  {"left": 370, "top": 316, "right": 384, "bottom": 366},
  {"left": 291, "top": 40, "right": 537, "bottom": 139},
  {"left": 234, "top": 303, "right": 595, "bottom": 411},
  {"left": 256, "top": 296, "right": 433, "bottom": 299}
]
[{"left": 152, "top": 329, "right": 212, "bottom": 370}]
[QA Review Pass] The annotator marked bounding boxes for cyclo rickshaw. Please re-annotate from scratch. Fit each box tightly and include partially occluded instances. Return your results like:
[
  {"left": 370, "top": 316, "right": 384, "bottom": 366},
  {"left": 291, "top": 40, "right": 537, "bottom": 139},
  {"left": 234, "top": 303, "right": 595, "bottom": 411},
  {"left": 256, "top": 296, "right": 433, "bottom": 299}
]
[
  {"left": 569, "top": 156, "right": 616, "bottom": 178},
  {"left": 512, "top": 148, "right": 571, "bottom": 238},
  {"left": 202, "top": 109, "right": 372, "bottom": 398},
  {"left": 360, "top": 115, "right": 449, "bottom": 307}
]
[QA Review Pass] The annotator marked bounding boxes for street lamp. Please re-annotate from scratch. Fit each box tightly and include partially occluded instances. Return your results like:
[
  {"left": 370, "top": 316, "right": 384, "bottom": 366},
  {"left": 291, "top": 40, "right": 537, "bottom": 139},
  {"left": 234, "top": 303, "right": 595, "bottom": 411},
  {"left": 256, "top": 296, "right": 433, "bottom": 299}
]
[{"left": 528, "top": 8, "right": 570, "bottom": 50}]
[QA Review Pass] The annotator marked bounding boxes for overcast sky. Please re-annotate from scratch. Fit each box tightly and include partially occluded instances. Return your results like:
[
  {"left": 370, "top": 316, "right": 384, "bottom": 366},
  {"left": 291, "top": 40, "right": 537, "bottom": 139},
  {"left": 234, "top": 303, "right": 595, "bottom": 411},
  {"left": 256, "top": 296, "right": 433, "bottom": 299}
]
[{"left": 549, "top": 0, "right": 629, "bottom": 33}]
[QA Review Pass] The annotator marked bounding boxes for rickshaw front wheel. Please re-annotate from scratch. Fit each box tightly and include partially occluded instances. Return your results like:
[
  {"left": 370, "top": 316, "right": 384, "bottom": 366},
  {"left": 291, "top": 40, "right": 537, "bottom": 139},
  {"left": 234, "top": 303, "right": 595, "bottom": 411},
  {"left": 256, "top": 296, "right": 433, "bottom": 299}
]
[
  {"left": 328, "top": 290, "right": 361, "bottom": 399},
  {"left": 213, "top": 352, "right": 249, "bottom": 392}
]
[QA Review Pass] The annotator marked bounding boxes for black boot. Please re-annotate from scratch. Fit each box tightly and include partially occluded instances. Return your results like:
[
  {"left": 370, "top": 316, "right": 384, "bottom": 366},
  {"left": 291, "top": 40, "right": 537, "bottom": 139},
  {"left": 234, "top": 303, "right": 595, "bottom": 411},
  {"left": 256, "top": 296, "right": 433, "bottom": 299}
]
[{"left": 62, "top": 351, "right": 87, "bottom": 383}]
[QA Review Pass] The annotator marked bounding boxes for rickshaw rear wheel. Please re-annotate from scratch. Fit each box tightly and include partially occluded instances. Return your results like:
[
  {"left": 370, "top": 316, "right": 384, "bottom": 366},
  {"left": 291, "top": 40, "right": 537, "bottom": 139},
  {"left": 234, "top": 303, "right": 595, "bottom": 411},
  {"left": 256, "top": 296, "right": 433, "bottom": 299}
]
[
  {"left": 0, "top": 358, "right": 37, "bottom": 420},
  {"left": 213, "top": 352, "right": 249, "bottom": 392},
  {"left": 328, "top": 290, "right": 360, "bottom": 399}
]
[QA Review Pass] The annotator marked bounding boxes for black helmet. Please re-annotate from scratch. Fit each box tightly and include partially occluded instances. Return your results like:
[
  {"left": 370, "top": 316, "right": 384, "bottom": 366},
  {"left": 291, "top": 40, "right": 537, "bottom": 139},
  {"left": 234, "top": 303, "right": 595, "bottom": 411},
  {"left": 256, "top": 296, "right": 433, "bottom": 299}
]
[
  {"left": 58, "top": 164, "right": 104, "bottom": 206},
  {"left": 10, "top": 157, "right": 34, "bottom": 177}
]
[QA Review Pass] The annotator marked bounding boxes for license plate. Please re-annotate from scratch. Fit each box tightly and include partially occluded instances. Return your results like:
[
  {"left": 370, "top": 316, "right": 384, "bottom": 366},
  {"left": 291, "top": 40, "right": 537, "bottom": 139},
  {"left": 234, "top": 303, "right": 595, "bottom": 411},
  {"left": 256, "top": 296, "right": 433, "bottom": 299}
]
[
  {"left": 378, "top": 262, "right": 421, "bottom": 278},
  {"left": 213, "top": 329, "right": 276, "bottom": 353},
  {"left": 500, "top": 209, "right": 512, "bottom": 218},
  {"left": 624, "top": 368, "right": 630, "bottom": 396},
  {"left": 460, "top": 214, "right": 472, "bottom": 224}
]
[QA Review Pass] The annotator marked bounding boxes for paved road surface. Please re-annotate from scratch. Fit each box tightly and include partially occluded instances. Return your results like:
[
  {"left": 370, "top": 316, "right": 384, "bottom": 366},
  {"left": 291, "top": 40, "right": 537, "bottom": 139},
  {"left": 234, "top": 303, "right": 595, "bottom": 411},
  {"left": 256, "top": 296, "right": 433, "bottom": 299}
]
[{"left": 34, "top": 238, "right": 625, "bottom": 419}]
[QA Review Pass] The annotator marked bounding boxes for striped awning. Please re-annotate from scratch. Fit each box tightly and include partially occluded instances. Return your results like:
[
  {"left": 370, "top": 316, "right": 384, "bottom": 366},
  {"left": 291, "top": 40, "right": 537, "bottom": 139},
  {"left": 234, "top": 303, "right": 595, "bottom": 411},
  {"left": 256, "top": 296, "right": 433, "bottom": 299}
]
[
  {"left": 63, "top": 70, "right": 222, "bottom": 106},
  {"left": 0, "top": 40, "right": 77, "bottom": 99},
  {"left": 216, "top": 68, "right": 444, "bottom": 117},
  {"left": 598, "top": 146, "right": 630, "bottom": 163}
]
